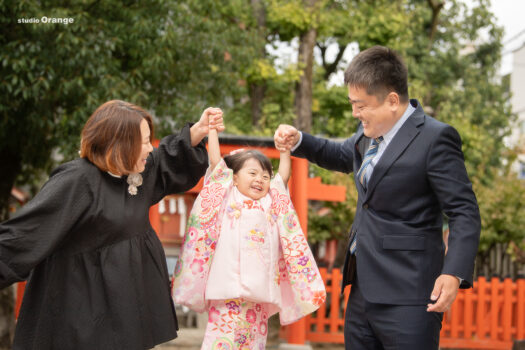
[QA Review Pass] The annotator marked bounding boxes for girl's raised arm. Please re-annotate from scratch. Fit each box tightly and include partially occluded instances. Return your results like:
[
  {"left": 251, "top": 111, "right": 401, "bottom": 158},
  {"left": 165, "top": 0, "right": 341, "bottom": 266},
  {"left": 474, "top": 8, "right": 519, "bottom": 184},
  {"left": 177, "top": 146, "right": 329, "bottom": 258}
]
[
  {"left": 278, "top": 149, "right": 291, "bottom": 186},
  {"left": 208, "top": 116, "right": 222, "bottom": 170}
]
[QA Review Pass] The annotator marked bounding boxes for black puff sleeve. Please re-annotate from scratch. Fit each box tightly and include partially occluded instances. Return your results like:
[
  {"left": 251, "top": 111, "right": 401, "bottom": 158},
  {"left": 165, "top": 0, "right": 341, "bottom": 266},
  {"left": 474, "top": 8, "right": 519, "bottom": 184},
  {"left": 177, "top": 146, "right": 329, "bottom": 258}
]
[
  {"left": 147, "top": 123, "right": 208, "bottom": 204},
  {"left": 0, "top": 162, "right": 93, "bottom": 288}
]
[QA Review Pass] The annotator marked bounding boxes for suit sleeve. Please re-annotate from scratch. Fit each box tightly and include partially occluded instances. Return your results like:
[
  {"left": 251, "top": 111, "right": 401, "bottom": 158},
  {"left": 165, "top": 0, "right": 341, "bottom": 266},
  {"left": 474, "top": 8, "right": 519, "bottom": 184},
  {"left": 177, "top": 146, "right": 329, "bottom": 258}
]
[
  {"left": 292, "top": 132, "right": 357, "bottom": 174},
  {"left": 426, "top": 125, "right": 481, "bottom": 288}
]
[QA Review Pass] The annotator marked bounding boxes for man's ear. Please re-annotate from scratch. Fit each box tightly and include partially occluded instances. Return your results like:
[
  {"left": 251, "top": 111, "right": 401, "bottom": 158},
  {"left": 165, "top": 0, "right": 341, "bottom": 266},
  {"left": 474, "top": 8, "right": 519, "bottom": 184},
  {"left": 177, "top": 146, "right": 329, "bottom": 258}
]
[
  {"left": 387, "top": 92, "right": 401, "bottom": 113},
  {"left": 387, "top": 92, "right": 400, "bottom": 106}
]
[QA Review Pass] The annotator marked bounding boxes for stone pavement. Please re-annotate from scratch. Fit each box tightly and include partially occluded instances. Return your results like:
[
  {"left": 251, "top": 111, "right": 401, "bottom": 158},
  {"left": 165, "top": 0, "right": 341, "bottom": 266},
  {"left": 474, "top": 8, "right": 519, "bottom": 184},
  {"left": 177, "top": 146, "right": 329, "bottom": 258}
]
[{"left": 153, "top": 327, "right": 345, "bottom": 350}]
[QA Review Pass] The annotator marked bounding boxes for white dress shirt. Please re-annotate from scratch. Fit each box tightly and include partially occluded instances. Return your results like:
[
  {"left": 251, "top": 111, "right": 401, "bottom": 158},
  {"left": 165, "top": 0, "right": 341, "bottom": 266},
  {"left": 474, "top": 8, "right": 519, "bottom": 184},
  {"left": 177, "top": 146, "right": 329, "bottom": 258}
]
[{"left": 362, "top": 103, "right": 415, "bottom": 183}]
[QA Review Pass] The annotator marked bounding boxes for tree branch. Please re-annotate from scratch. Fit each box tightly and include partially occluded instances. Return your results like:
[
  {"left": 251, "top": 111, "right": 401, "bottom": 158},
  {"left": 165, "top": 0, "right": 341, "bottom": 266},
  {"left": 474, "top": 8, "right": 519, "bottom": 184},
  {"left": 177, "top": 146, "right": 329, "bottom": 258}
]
[
  {"left": 323, "top": 44, "right": 347, "bottom": 81},
  {"left": 427, "top": 0, "right": 444, "bottom": 46}
]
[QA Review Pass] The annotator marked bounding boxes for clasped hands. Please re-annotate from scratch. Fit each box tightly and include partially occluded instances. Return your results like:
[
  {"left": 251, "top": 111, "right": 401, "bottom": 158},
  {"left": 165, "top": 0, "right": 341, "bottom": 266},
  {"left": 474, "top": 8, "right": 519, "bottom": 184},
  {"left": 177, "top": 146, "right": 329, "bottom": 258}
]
[{"left": 274, "top": 124, "right": 300, "bottom": 152}]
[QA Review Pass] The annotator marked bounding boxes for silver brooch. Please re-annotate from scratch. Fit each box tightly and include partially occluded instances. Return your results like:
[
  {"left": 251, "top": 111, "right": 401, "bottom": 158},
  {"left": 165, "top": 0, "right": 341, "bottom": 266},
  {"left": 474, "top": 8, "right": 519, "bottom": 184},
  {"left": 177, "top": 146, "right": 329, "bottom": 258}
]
[{"left": 127, "top": 173, "right": 143, "bottom": 195}]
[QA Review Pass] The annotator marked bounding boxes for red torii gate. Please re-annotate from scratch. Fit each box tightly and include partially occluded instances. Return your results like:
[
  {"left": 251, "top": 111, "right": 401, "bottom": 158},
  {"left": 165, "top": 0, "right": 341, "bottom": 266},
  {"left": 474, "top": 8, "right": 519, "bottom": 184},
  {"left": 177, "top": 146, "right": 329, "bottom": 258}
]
[{"left": 149, "top": 134, "right": 346, "bottom": 346}]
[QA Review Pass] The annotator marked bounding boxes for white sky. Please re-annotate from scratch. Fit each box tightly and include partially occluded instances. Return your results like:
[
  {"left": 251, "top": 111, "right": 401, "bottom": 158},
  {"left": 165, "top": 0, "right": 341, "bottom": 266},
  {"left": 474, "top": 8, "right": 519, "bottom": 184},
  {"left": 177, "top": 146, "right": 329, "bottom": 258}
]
[{"left": 489, "top": 0, "right": 525, "bottom": 75}]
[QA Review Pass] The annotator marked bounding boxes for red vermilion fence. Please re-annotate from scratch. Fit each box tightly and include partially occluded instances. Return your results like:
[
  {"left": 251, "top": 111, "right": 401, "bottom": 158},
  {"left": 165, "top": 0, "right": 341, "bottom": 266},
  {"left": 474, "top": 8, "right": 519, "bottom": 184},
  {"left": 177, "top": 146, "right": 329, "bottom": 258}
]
[
  {"left": 16, "top": 269, "right": 525, "bottom": 349},
  {"left": 303, "top": 268, "right": 525, "bottom": 349}
]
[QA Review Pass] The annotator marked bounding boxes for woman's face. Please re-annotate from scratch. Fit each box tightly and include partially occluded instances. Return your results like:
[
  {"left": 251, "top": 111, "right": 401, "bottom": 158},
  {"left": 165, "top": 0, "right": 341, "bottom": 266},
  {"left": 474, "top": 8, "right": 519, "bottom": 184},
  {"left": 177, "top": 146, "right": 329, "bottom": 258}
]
[
  {"left": 134, "top": 119, "right": 153, "bottom": 173},
  {"left": 233, "top": 158, "right": 271, "bottom": 200}
]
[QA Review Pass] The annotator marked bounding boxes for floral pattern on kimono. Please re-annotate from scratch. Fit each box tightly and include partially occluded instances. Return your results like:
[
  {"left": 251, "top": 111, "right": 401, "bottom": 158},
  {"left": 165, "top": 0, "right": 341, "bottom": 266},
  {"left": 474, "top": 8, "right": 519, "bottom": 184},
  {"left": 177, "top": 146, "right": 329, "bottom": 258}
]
[
  {"left": 172, "top": 158, "right": 325, "bottom": 325},
  {"left": 202, "top": 298, "right": 269, "bottom": 350}
]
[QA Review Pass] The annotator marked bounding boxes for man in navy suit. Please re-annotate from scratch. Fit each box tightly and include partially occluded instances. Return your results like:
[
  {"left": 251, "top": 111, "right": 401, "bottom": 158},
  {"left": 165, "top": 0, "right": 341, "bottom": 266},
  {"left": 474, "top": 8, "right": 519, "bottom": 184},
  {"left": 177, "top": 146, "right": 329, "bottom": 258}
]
[{"left": 274, "top": 46, "right": 480, "bottom": 350}]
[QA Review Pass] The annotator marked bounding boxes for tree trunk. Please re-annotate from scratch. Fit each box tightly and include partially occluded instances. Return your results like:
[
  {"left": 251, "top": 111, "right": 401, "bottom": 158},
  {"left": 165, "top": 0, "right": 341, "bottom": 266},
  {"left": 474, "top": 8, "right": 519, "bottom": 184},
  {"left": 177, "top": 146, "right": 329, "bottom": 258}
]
[
  {"left": 249, "top": 0, "right": 267, "bottom": 128},
  {"left": 249, "top": 83, "right": 266, "bottom": 127},
  {"left": 294, "top": 21, "right": 317, "bottom": 133},
  {"left": 318, "top": 43, "right": 347, "bottom": 81},
  {"left": 426, "top": 0, "right": 444, "bottom": 46}
]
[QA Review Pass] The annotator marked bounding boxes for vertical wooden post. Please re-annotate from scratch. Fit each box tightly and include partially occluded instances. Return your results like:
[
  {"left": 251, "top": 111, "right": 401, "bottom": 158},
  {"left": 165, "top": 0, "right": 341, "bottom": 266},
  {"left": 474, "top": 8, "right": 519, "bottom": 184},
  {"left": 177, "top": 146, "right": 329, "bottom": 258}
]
[
  {"left": 464, "top": 288, "right": 473, "bottom": 339},
  {"left": 315, "top": 268, "right": 327, "bottom": 335},
  {"left": 450, "top": 292, "right": 460, "bottom": 338},
  {"left": 330, "top": 269, "right": 342, "bottom": 334},
  {"left": 503, "top": 278, "right": 512, "bottom": 341},
  {"left": 518, "top": 278, "right": 525, "bottom": 339},
  {"left": 490, "top": 277, "right": 499, "bottom": 341},
  {"left": 476, "top": 277, "right": 486, "bottom": 339},
  {"left": 287, "top": 157, "right": 309, "bottom": 345}
]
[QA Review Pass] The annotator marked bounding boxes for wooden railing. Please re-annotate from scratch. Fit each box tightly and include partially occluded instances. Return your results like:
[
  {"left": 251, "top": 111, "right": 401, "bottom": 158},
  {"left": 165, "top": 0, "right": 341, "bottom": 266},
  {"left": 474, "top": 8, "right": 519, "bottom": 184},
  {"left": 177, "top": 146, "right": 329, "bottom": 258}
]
[
  {"left": 17, "top": 267, "right": 525, "bottom": 349},
  {"left": 303, "top": 268, "right": 525, "bottom": 349}
]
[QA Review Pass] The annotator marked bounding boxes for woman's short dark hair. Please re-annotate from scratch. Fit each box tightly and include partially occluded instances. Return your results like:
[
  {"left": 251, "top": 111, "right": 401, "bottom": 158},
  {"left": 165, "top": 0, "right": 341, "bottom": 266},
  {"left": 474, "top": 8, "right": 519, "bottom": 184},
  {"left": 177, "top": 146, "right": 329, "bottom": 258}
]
[
  {"left": 344, "top": 45, "right": 409, "bottom": 102},
  {"left": 80, "top": 100, "right": 154, "bottom": 175},
  {"left": 224, "top": 150, "right": 273, "bottom": 177}
]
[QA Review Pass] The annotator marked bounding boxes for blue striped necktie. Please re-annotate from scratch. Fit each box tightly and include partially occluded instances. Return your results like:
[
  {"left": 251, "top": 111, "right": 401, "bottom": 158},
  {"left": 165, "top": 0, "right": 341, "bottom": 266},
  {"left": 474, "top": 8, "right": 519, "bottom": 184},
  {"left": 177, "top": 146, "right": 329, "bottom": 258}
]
[
  {"left": 356, "top": 136, "right": 384, "bottom": 189},
  {"left": 350, "top": 136, "right": 383, "bottom": 255}
]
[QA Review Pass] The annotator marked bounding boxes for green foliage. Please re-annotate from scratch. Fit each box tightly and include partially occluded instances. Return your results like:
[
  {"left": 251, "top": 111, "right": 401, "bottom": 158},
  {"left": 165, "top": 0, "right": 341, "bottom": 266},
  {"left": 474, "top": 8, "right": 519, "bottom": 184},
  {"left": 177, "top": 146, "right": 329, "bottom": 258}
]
[
  {"left": 0, "top": 0, "right": 257, "bottom": 207},
  {"left": 1, "top": 0, "right": 521, "bottom": 259},
  {"left": 307, "top": 165, "right": 359, "bottom": 244},
  {"left": 474, "top": 173, "right": 525, "bottom": 260},
  {"left": 304, "top": 0, "right": 520, "bottom": 252},
  {"left": 267, "top": 0, "right": 316, "bottom": 39}
]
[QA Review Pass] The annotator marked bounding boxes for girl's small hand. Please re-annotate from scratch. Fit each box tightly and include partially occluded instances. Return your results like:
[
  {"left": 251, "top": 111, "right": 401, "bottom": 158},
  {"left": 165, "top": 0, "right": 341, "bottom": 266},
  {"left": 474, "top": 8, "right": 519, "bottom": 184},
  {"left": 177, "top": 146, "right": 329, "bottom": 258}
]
[
  {"left": 209, "top": 113, "right": 225, "bottom": 133},
  {"left": 191, "top": 107, "right": 222, "bottom": 146}
]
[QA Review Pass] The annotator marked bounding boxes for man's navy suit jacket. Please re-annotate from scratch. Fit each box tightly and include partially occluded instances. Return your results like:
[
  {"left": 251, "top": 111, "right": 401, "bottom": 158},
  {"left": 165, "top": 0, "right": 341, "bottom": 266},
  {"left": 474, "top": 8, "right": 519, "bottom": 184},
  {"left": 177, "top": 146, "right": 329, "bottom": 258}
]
[{"left": 293, "top": 99, "right": 481, "bottom": 306}]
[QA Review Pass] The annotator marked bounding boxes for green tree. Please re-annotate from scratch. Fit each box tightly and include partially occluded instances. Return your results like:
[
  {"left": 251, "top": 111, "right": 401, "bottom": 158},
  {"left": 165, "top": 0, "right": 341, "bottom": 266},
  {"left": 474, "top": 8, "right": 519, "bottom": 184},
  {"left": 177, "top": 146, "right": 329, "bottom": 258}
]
[
  {"left": 302, "top": 0, "right": 520, "bottom": 272},
  {"left": 0, "top": 0, "right": 258, "bottom": 345},
  {"left": 0, "top": 0, "right": 257, "bottom": 219}
]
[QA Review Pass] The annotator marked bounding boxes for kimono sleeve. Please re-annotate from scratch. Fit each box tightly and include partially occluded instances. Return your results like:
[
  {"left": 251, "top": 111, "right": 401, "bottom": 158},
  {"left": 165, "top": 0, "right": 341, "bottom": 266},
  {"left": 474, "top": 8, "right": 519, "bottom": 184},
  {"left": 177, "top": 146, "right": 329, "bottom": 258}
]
[
  {"left": 270, "top": 174, "right": 326, "bottom": 325},
  {"left": 149, "top": 123, "right": 209, "bottom": 204},
  {"left": 0, "top": 163, "right": 93, "bottom": 289},
  {"left": 172, "top": 159, "right": 233, "bottom": 312}
]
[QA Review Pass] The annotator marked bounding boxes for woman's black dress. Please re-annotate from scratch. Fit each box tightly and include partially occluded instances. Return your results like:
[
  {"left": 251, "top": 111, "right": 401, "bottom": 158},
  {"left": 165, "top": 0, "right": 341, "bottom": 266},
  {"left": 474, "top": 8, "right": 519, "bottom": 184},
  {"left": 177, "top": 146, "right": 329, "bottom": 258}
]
[{"left": 0, "top": 124, "right": 208, "bottom": 350}]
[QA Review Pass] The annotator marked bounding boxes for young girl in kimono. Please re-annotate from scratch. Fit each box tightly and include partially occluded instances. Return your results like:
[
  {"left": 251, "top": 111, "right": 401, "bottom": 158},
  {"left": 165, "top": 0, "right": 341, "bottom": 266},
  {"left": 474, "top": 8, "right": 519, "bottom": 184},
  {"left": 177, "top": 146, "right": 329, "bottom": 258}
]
[{"left": 173, "top": 124, "right": 326, "bottom": 350}]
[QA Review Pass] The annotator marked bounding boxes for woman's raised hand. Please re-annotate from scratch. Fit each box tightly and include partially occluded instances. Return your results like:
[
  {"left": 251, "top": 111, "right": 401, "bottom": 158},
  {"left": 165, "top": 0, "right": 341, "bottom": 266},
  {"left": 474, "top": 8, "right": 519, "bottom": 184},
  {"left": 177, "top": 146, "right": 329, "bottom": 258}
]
[{"left": 190, "top": 107, "right": 223, "bottom": 146}]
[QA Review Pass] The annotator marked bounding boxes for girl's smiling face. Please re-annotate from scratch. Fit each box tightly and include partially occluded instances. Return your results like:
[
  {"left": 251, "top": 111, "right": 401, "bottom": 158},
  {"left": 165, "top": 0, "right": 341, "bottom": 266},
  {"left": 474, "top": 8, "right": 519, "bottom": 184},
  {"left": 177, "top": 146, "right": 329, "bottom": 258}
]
[{"left": 233, "top": 158, "right": 271, "bottom": 200}]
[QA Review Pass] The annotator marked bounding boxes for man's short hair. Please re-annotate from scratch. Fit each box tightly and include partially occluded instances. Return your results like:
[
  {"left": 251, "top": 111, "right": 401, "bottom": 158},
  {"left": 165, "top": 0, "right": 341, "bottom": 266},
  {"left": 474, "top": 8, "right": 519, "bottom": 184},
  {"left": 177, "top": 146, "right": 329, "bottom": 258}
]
[{"left": 344, "top": 46, "right": 408, "bottom": 102}]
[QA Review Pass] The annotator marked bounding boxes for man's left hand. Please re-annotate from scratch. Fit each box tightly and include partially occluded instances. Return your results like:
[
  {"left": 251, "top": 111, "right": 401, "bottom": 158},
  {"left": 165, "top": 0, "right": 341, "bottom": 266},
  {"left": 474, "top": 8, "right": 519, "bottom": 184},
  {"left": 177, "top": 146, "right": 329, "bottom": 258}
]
[{"left": 427, "top": 274, "right": 460, "bottom": 313}]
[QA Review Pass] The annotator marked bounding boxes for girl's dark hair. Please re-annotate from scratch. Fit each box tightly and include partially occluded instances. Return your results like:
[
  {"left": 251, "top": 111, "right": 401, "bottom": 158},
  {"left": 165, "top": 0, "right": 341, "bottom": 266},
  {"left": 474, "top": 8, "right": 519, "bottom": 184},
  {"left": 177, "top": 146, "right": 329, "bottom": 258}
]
[{"left": 224, "top": 150, "right": 273, "bottom": 176}]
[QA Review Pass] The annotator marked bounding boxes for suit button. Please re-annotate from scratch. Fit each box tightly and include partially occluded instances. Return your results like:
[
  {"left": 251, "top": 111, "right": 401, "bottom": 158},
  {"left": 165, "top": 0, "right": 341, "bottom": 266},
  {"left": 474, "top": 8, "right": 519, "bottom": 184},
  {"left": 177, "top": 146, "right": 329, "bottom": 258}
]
[{"left": 363, "top": 204, "right": 368, "bottom": 209}]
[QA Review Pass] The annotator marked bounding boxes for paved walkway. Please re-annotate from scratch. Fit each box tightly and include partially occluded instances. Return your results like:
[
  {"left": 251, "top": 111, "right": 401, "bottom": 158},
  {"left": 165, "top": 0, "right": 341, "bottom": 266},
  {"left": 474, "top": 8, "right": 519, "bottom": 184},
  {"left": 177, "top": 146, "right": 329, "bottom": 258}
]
[{"left": 153, "top": 327, "right": 345, "bottom": 350}]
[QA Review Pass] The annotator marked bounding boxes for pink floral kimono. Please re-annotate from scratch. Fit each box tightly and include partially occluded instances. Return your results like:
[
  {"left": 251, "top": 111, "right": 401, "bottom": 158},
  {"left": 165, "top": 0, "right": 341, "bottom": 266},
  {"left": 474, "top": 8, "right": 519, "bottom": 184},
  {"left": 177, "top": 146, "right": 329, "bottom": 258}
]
[{"left": 172, "top": 159, "right": 326, "bottom": 349}]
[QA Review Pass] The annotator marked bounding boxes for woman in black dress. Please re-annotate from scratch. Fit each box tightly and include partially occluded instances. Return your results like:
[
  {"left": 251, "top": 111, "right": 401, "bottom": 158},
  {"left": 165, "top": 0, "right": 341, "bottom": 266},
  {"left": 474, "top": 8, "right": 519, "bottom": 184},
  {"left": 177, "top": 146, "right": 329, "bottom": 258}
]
[{"left": 0, "top": 100, "right": 223, "bottom": 350}]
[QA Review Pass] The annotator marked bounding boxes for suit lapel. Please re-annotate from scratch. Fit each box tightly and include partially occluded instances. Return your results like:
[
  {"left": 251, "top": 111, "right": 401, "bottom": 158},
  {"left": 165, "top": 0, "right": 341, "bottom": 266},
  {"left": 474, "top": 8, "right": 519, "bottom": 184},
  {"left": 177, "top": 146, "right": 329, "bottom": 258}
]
[
  {"left": 353, "top": 125, "right": 367, "bottom": 195},
  {"left": 364, "top": 105, "right": 425, "bottom": 199}
]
